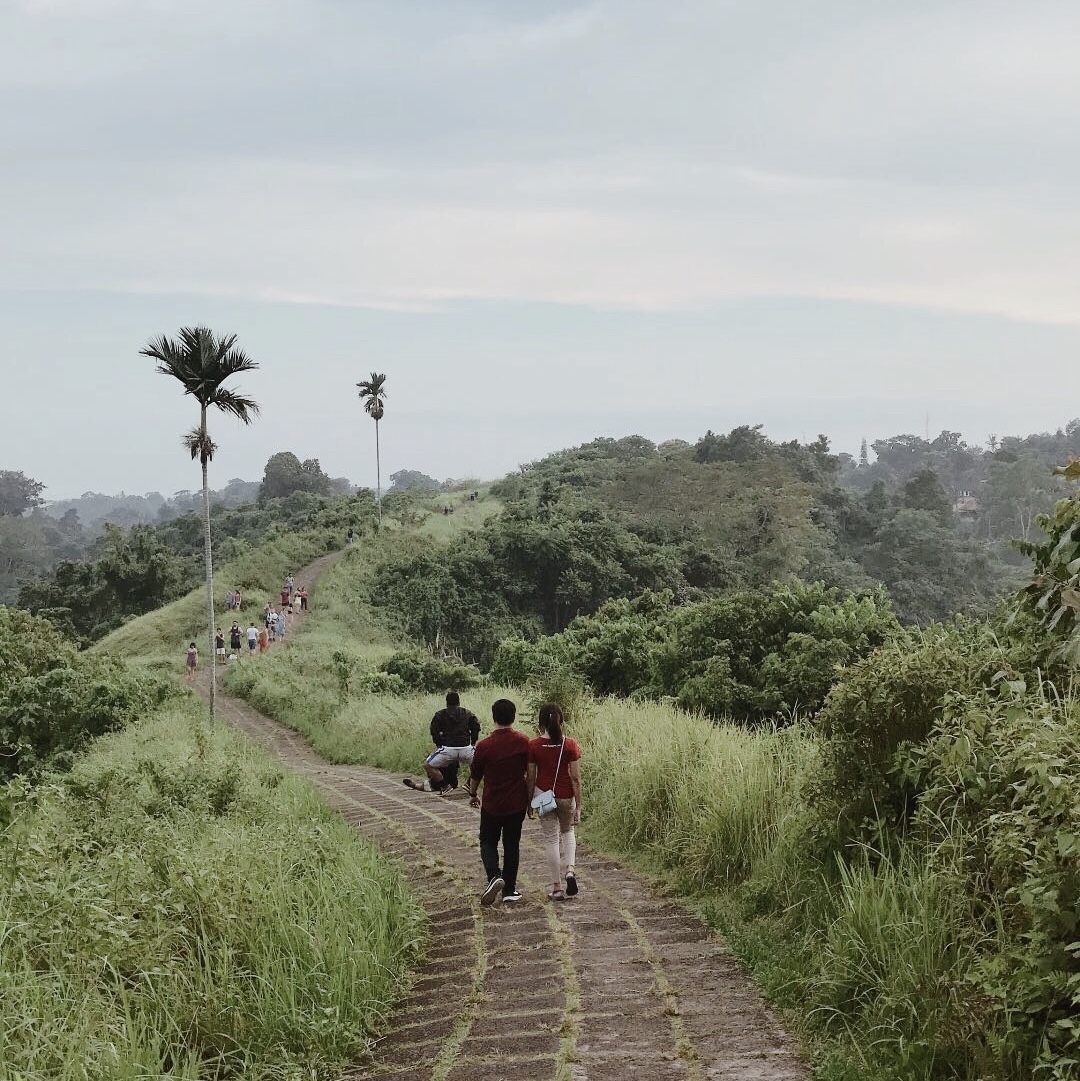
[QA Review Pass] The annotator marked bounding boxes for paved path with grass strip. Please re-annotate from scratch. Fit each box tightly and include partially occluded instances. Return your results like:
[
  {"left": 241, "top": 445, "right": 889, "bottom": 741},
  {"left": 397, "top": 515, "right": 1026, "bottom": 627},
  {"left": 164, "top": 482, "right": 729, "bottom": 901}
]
[{"left": 203, "top": 555, "right": 810, "bottom": 1081}]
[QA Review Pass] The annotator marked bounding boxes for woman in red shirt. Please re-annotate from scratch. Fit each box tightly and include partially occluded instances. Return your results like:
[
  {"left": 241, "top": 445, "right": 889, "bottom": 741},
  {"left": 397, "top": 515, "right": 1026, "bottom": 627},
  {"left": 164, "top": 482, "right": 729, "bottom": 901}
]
[{"left": 526, "top": 703, "right": 584, "bottom": 900}]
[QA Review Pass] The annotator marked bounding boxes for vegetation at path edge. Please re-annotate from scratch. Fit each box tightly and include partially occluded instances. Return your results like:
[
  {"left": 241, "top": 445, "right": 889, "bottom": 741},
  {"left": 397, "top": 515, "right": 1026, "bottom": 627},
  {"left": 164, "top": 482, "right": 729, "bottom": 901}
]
[
  {"left": 0, "top": 700, "right": 423, "bottom": 1080},
  {"left": 221, "top": 479, "right": 1080, "bottom": 1081}
]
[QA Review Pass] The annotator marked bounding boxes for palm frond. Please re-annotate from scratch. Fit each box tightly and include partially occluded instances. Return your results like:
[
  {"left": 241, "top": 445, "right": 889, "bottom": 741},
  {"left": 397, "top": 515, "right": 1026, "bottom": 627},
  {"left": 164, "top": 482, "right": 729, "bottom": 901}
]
[
  {"left": 357, "top": 371, "right": 387, "bottom": 421},
  {"left": 142, "top": 326, "right": 261, "bottom": 413},
  {"left": 182, "top": 427, "right": 218, "bottom": 463},
  {"left": 356, "top": 372, "right": 387, "bottom": 397},
  {"left": 210, "top": 388, "right": 261, "bottom": 423}
]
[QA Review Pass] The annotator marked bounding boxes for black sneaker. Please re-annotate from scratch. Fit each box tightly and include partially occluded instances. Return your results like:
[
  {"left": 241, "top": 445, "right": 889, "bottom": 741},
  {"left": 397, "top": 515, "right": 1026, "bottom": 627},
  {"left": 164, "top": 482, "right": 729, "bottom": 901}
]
[
  {"left": 480, "top": 877, "right": 504, "bottom": 907},
  {"left": 502, "top": 890, "right": 522, "bottom": 903},
  {"left": 565, "top": 872, "right": 578, "bottom": 897}
]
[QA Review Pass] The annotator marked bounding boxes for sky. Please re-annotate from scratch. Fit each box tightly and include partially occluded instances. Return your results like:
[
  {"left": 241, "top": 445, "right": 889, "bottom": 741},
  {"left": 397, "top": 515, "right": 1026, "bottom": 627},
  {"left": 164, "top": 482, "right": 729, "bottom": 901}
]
[{"left": 4, "top": 0, "right": 1080, "bottom": 500}]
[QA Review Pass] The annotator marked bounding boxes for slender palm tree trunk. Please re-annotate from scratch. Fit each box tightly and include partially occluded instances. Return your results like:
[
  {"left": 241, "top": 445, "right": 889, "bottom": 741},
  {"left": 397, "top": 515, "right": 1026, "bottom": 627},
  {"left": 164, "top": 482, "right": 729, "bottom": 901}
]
[
  {"left": 200, "top": 404, "right": 216, "bottom": 723},
  {"left": 375, "top": 417, "right": 382, "bottom": 529}
]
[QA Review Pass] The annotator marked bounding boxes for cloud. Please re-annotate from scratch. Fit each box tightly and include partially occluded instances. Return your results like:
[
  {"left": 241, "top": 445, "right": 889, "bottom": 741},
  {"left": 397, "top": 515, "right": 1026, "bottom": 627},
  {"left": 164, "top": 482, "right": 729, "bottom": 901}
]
[{"left": 6, "top": 148, "right": 1080, "bottom": 326}]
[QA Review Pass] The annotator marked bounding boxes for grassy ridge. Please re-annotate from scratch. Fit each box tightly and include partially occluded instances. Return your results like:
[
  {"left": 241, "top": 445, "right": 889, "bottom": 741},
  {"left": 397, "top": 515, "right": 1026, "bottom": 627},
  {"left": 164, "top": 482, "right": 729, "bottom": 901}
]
[
  {"left": 94, "top": 527, "right": 339, "bottom": 670},
  {"left": 103, "top": 493, "right": 1075, "bottom": 1079},
  {"left": 0, "top": 700, "right": 423, "bottom": 1080},
  {"left": 215, "top": 514, "right": 1069, "bottom": 1081}
]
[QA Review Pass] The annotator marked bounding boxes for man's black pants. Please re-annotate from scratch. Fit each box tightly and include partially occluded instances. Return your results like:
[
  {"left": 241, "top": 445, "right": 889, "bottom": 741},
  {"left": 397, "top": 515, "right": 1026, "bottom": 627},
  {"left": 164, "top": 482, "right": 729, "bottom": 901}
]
[{"left": 478, "top": 810, "right": 526, "bottom": 893}]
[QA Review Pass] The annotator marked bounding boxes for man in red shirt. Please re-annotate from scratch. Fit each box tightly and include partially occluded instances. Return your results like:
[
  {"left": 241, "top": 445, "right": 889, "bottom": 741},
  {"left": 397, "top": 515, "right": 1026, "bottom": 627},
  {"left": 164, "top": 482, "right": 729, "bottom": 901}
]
[{"left": 467, "top": 698, "right": 530, "bottom": 906}]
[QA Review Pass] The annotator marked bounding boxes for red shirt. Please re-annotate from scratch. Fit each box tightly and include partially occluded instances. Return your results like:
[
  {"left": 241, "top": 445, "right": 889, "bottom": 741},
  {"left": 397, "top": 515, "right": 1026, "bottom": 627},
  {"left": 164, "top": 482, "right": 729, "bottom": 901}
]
[
  {"left": 528, "top": 736, "right": 581, "bottom": 799},
  {"left": 470, "top": 725, "right": 530, "bottom": 815}
]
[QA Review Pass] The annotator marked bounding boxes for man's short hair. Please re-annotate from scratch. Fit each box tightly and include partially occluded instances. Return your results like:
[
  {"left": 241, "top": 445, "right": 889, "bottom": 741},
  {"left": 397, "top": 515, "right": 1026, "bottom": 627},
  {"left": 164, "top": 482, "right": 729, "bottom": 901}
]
[
  {"left": 491, "top": 698, "right": 516, "bottom": 726},
  {"left": 446, "top": 691, "right": 460, "bottom": 707}
]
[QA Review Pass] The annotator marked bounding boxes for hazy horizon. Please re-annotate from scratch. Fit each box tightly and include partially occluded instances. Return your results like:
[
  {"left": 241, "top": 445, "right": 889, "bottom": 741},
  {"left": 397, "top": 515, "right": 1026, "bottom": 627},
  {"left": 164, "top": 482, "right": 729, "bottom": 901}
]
[{"left": 6, "top": 1, "right": 1080, "bottom": 499}]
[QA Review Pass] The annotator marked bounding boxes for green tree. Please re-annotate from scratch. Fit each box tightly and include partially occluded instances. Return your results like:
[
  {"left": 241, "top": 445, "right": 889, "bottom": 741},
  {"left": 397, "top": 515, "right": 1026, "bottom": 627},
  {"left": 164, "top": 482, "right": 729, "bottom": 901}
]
[
  {"left": 901, "top": 467, "right": 953, "bottom": 524},
  {"left": 984, "top": 453, "right": 1059, "bottom": 543},
  {"left": 140, "top": 327, "right": 260, "bottom": 723},
  {"left": 356, "top": 372, "right": 387, "bottom": 528},
  {"left": 259, "top": 451, "right": 332, "bottom": 500},
  {"left": 388, "top": 469, "right": 440, "bottom": 493},
  {"left": 0, "top": 470, "right": 45, "bottom": 516}
]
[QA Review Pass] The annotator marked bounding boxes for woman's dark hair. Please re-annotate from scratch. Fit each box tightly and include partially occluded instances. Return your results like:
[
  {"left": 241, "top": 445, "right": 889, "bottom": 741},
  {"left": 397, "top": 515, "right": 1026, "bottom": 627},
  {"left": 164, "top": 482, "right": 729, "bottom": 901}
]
[{"left": 538, "top": 702, "right": 564, "bottom": 743}]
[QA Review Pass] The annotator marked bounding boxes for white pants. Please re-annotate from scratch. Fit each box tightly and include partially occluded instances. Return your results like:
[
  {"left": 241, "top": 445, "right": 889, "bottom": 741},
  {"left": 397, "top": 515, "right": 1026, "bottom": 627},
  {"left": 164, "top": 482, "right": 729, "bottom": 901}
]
[
  {"left": 425, "top": 745, "right": 474, "bottom": 769},
  {"left": 538, "top": 797, "right": 577, "bottom": 886}
]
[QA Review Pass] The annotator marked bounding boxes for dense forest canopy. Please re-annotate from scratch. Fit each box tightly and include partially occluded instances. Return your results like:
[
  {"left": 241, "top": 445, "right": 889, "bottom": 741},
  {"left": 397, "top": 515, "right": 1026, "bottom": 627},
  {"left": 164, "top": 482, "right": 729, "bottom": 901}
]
[
  {"left": 5, "top": 421, "right": 1080, "bottom": 1080},
  {"left": 5, "top": 418, "right": 1080, "bottom": 654},
  {"left": 371, "top": 421, "right": 1072, "bottom": 670}
]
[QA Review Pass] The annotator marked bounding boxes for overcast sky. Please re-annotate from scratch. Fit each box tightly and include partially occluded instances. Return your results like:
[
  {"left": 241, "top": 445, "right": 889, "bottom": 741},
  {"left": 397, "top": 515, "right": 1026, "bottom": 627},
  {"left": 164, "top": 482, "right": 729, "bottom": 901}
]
[{"left": 4, "top": 0, "right": 1080, "bottom": 499}]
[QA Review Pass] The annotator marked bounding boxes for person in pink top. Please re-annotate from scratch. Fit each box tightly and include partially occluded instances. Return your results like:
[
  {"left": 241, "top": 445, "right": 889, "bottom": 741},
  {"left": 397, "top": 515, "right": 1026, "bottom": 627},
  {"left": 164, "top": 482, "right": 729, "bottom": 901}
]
[{"left": 526, "top": 702, "right": 583, "bottom": 901}]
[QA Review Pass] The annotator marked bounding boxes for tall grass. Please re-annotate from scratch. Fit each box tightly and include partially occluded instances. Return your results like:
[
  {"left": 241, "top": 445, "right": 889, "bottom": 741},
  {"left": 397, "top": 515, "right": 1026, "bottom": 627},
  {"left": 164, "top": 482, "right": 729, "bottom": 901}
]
[
  {"left": 207, "top": 495, "right": 1032, "bottom": 1080},
  {"left": 578, "top": 698, "right": 811, "bottom": 888},
  {"left": 0, "top": 701, "right": 423, "bottom": 1080}
]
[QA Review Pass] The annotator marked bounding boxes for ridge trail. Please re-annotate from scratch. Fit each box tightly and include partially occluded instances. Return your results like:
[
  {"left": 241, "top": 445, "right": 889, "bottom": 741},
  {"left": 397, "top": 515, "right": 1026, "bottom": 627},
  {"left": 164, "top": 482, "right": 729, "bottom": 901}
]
[{"left": 197, "top": 550, "right": 809, "bottom": 1081}]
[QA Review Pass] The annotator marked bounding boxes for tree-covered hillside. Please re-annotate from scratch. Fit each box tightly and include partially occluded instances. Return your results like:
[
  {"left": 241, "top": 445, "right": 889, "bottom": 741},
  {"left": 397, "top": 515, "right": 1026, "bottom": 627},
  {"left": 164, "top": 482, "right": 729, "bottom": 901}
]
[{"left": 371, "top": 426, "right": 1037, "bottom": 674}]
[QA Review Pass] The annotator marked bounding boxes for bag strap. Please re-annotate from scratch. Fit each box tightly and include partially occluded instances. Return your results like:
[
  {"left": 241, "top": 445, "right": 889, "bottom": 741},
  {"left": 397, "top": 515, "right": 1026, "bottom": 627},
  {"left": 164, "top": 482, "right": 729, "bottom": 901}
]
[{"left": 552, "top": 738, "right": 565, "bottom": 784}]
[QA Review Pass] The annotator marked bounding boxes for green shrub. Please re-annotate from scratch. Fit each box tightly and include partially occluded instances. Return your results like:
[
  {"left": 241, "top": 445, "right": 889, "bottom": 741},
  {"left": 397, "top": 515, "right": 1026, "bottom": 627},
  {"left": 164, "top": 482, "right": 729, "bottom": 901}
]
[
  {"left": 352, "top": 669, "right": 407, "bottom": 695},
  {"left": 805, "top": 617, "right": 1060, "bottom": 861},
  {"left": 378, "top": 648, "right": 481, "bottom": 693},
  {"left": 490, "top": 634, "right": 571, "bottom": 687},
  {"left": 0, "top": 607, "right": 175, "bottom": 781},
  {"left": 912, "top": 689, "right": 1080, "bottom": 1076}
]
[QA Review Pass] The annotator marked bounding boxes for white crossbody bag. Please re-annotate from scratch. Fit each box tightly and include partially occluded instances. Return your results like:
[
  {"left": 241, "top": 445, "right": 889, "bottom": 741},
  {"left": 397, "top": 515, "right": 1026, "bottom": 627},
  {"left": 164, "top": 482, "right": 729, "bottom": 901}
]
[{"left": 530, "top": 739, "right": 565, "bottom": 817}]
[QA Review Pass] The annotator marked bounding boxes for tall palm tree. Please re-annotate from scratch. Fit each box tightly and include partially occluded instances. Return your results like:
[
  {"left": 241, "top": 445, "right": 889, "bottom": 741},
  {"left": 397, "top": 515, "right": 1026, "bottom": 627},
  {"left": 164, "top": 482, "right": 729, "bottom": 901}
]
[
  {"left": 356, "top": 372, "right": 387, "bottom": 528},
  {"left": 141, "top": 327, "right": 260, "bottom": 723}
]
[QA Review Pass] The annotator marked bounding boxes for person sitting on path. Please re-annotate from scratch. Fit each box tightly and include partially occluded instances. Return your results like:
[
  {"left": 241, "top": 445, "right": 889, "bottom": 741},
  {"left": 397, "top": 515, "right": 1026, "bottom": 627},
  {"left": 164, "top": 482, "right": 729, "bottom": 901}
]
[
  {"left": 403, "top": 691, "right": 480, "bottom": 794},
  {"left": 526, "top": 702, "right": 583, "bottom": 901},
  {"left": 185, "top": 642, "right": 198, "bottom": 681},
  {"left": 466, "top": 699, "right": 530, "bottom": 906}
]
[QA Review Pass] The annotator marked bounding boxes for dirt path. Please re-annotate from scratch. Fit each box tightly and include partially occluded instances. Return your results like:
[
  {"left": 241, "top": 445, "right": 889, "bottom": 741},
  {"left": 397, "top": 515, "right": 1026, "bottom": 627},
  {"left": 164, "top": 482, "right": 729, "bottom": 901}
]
[{"left": 200, "top": 553, "right": 810, "bottom": 1081}]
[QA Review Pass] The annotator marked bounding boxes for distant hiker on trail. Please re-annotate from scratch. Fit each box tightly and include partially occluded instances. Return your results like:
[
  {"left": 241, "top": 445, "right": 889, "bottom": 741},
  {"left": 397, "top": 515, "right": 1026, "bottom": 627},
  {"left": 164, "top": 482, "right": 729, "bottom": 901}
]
[
  {"left": 185, "top": 642, "right": 198, "bottom": 681},
  {"left": 285, "top": 573, "right": 295, "bottom": 595},
  {"left": 346, "top": 527, "right": 354, "bottom": 547},
  {"left": 215, "top": 628, "right": 226, "bottom": 666},
  {"left": 230, "top": 621, "right": 243, "bottom": 655},
  {"left": 280, "top": 585, "right": 290, "bottom": 609},
  {"left": 277, "top": 609, "right": 287, "bottom": 641},
  {"left": 403, "top": 692, "right": 481, "bottom": 794},
  {"left": 226, "top": 589, "right": 235, "bottom": 611},
  {"left": 267, "top": 608, "right": 278, "bottom": 643},
  {"left": 466, "top": 699, "right": 529, "bottom": 906},
  {"left": 233, "top": 588, "right": 242, "bottom": 611},
  {"left": 257, "top": 625, "right": 269, "bottom": 653},
  {"left": 299, "top": 586, "right": 308, "bottom": 611},
  {"left": 246, "top": 622, "right": 258, "bottom": 653},
  {"left": 527, "top": 702, "right": 583, "bottom": 901}
]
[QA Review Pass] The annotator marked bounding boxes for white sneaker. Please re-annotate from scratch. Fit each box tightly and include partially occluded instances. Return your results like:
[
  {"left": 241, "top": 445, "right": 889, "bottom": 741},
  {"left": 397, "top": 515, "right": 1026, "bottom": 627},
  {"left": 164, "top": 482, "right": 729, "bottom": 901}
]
[{"left": 481, "top": 877, "right": 504, "bottom": 907}]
